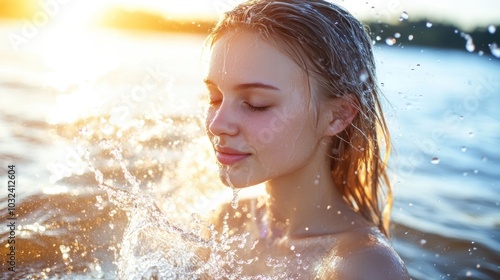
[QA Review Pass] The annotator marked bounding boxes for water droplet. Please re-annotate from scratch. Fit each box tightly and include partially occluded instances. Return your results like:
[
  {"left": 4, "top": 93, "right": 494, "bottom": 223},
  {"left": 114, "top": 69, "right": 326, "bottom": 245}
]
[
  {"left": 474, "top": 169, "right": 478, "bottom": 174},
  {"left": 460, "top": 32, "right": 475, "bottom": 52},
  {"left": 488, "top": 25, "right": 496, "bottom": 34},
  {"left": 476, "top": 264, "right": 481, "bottom": 268},
  {"left": 399, "top": 11, "right": 409, "bottom": 21},
  {"left": 100, "top": 124, "right": 114, "bottom": 135},
  {"left": 463, "top": 172, "right": 468, "bottom": 177},
  {"left": 420, "top": 239, "right": 427, "bottom": 245},
  {"left": 489, "top": 43, "right": 500, "bottom": 58},
  {"left": 466, "top": 39, "right": 475, "bottom": 52},
  {"left": 469, "top": 132, "right": 474, "bottom": 137},
  {"left": 431, "top": 157, "right": 440, "bottom": 164},
  {"left": 460, "top": 146, "right": 467, "bottom": 152},
  {"left": 385, "top": 37, "right": 397, "bottom": 46},
  {"left": 290, "top": 245, "right": 295, "bottom": 251},
  {"left": 304, "top": 227, "right": 309, "bottom": 231},
  {"left": 394, "top": 32, "right": 401, "bottom": 39},
  {"left": 79, "top": 126, "right": 89, "bottom": 136},
  {"left": 408, "top": 203, "right": 413, "bottom": 207},
  {"left": 314, "top": 174, "right": 320, "bottom": 185},
  {"left": 359, "top": 69, "right": 369, "bottom": 82},
  {"left": 408, "top": 34, "right": 414, "bottom": 41},
  {"left": 482, "top": 156, "right": 488, "bottom": 162},
  {"left": 376, "top": 35, "right": 381, "bottom": 41},
  {"left": 426, "top": 22, "right": 433, "bottom": 28},
  {"left": 466, "top": 271, "right": 472, "bottom": 277}
]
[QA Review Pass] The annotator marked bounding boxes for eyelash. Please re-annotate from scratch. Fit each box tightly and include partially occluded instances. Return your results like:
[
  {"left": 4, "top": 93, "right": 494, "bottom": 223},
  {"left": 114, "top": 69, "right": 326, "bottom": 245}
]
[
  {"left": 246, "top": 103, "right": 270, "bottom": 112},
  {"left": 208, "top": 97, "right": 270, "bottom": 112}
]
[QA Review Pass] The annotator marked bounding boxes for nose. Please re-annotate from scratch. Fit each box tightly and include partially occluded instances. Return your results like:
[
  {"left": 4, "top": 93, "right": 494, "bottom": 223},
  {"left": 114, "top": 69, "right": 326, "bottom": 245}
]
[{"left": 206, "top": 101, "right": 239, "bottom": 137}]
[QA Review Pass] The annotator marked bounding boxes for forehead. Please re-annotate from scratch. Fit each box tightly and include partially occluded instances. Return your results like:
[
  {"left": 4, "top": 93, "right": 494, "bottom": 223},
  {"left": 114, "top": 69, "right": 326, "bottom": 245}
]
[{"left": 206, "top": 30, "right": 306, "bottom": 88}]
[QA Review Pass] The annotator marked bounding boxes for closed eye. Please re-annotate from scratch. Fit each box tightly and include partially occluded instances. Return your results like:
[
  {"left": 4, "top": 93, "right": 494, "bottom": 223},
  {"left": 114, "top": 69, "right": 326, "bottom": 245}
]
[
  {"left": 207, "top": 91, "right": 222, "bottom": 107},
  {"left": 245, "top": 103, "right": 270, "bottom": 112}
]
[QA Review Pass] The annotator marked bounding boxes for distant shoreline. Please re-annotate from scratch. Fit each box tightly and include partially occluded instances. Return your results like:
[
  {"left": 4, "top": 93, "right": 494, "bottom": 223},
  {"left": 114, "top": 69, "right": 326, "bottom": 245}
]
[
  {"left": 1, "top": 5, "right": 498, "bottom": 58},
  {"left": 97, "top": 8, "right": 499, "bottom": 58}
]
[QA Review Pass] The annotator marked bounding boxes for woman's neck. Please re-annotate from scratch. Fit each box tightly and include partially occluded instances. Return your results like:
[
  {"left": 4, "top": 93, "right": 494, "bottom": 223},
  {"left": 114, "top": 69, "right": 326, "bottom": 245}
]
[{"left": 263, "top": 160, "right": 360, "bottom": 240}]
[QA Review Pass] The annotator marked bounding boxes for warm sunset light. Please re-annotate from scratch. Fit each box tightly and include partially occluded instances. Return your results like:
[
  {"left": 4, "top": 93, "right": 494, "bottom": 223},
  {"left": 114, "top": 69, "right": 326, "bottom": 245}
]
[{"left": 2, "top": 0, "right": 500, "bottom": 278}]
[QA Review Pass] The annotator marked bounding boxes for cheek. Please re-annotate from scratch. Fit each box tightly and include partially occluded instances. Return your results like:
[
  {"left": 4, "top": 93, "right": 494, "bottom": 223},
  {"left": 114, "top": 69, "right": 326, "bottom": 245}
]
[
  {"left": 250, "top": 114, "right": 307, "bottom": 150},
  {"left": 246, "top": 115, "right": 286, "bottom": 148}
]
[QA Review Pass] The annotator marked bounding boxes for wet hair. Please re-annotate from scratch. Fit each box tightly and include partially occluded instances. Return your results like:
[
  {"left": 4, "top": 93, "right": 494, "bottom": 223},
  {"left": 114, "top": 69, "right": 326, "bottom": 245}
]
[{"left": 206, "top": 0, "right": 392, "bottom": 237}]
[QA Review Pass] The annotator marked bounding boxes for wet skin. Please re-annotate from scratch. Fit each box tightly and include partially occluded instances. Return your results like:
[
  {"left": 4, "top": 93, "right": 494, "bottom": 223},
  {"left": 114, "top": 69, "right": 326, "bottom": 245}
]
[{"left": 204, "top": 30, "right": 409, "bottom": 279}]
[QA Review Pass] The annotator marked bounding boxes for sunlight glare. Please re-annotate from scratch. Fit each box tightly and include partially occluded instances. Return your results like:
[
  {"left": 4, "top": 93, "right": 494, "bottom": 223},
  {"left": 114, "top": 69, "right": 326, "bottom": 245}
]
[{"left": 40, "top": 1, "right": 118, "bottom": 89}]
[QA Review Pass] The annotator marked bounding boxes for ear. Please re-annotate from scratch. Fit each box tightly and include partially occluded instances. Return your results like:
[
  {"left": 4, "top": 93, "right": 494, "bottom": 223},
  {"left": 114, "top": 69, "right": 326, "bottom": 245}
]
[{"left": 323, "top": 94, "right": 359, "bottom": 136}]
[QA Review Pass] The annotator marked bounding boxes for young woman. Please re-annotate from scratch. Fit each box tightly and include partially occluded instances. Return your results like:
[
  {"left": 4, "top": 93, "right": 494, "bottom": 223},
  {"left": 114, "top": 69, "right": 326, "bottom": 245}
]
[{"left": 203, "top": 0, "right": 409, "bottom": 278}]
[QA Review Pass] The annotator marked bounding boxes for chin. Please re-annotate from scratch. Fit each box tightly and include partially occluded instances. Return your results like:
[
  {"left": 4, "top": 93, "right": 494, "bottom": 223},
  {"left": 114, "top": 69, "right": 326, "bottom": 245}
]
[{"left": 218, "top": 172, "right": 260, "bottom": 189}]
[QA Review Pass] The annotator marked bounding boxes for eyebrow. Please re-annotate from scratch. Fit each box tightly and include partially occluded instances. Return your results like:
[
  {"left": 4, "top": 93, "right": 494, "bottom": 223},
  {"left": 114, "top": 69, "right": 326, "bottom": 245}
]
[{"left": 204, "top": 79, "right": 280, "bottom": 91}]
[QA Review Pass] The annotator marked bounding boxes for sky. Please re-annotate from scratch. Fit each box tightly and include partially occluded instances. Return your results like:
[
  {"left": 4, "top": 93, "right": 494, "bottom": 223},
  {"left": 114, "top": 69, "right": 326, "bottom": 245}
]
[
  {"left": 114, "top": 0, "right": 500, "bottom": 31},
  {"left": 1, "top": 0, "right": 499, "bottom": 32}
]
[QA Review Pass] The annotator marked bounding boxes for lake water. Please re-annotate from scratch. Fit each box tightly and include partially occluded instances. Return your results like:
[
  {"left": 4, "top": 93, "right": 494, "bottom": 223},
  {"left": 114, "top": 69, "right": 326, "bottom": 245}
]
[{"left": 0, "top": 22, "right": 499, "bottom": 279}]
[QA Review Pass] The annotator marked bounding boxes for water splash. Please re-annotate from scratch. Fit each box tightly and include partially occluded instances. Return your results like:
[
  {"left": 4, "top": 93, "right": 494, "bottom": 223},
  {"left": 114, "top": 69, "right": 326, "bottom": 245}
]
[
  {"left": 82, "top": 141, "right": 254, "bottom": 279},
  {"left": 220, "top": 165, "right": 240, "bottom": 209}
]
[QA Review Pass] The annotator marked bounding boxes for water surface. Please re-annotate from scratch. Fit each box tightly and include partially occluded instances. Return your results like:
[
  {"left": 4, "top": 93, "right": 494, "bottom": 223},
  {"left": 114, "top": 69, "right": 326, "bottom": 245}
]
[{"left": 0, "top": 24, "right": 499, "bottom": 279}]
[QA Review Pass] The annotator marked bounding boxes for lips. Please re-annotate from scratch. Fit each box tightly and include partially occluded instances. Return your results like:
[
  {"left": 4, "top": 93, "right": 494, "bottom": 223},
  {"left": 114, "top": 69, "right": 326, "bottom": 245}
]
[{"left": 215, "top": 146, "right": 251, "bottom": 165}]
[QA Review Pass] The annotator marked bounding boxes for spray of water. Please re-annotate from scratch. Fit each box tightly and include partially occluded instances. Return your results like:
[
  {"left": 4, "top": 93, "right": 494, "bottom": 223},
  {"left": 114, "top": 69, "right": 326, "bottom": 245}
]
[
  {"left": 221, "top": 165, "right": 240, "bottom": 209},
  {"left": 81, "top": 137, "right": 272, "bottom": 279}
]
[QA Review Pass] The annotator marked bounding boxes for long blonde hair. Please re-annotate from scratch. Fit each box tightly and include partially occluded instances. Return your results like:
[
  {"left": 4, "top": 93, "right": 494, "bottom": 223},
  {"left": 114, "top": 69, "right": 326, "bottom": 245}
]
[{"left": 206, "top": 0, "right": 392, "bottom": 237}]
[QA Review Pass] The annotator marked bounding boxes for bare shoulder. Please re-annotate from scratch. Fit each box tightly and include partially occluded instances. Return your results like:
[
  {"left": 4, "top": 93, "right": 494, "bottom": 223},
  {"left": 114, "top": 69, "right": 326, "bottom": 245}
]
[{"left": 321, "top": 227, "right": 410, "bottom": 280}]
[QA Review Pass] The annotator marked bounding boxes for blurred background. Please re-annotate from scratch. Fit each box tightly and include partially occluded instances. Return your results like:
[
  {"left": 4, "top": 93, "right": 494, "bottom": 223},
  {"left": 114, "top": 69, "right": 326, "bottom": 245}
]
[{"left": 0, "top": 0, "right": 499, "bottom": 279}]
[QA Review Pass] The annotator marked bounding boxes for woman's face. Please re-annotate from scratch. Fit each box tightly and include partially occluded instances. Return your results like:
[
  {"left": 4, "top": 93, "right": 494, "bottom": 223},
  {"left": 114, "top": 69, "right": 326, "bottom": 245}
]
[{"left": 205, "top": 31, "right": 328, "bottom": 188}]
